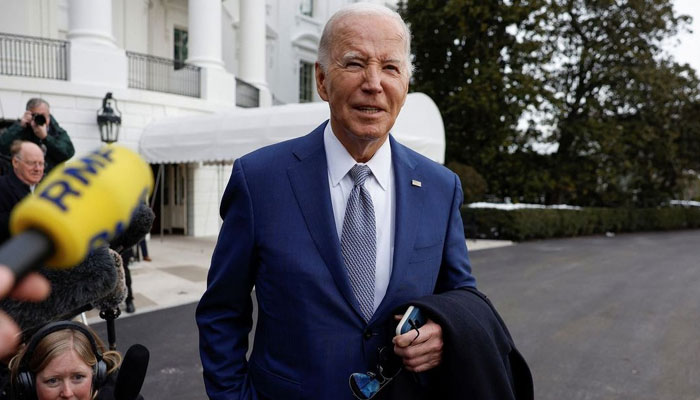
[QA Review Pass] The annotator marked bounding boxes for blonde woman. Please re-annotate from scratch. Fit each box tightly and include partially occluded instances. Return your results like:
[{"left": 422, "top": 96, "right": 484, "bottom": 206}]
[{"left": 8, "top": 321, "right": 121, "bottom": 400}]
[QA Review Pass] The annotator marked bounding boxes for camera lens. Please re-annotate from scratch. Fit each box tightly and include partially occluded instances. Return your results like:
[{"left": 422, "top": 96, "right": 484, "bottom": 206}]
[{"left": 32, "top": 114, "right": 47, "bottom": 126}]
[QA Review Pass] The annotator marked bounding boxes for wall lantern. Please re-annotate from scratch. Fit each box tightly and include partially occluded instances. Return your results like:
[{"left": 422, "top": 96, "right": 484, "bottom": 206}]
[{"left": 96, "top": 92, "right": 122, "bottom": 143}]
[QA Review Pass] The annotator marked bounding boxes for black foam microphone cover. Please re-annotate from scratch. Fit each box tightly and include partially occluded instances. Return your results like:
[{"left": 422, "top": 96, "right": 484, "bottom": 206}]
[
  {"left": 0, "top": 246, "right": 118, "bottom": 332},
  {"left": 114, "top": 344, "right": 150, "bottom": 400},
  {"left": 93, "top": 248, "right": 128, "bottom": 312},
  {"left": 109, "top": 204, "right": 155, "bottom": 252}
]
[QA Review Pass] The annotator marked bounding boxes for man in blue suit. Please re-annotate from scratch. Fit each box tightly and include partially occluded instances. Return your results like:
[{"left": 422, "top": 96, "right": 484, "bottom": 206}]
[{"left": 196, "top": 3, "right": 477, "bottom": 399}]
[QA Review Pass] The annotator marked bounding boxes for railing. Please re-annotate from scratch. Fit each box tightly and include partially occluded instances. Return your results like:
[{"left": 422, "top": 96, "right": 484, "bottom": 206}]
[
  {"left": 0, "top": 32, "right": 68, "bottom": 80},
  {"left": 127, "top": 51, "right": 201, "bottom": 98},
  {"left": 236, "top": 78, "right": 260, "bottom": 108}
]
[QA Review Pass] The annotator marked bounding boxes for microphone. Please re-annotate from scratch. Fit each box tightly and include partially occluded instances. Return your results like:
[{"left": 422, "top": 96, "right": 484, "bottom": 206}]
[
  {"left": 94, "top": 248, "right": 128, "bottom": 350},
  {"left": 109, "top": 203, "right": 155, "bottom": 253},
  {"left": 0, "top": 246, "right": 118, "bottom": 332},
  {"left": 114, "top": 344, "right": 150, "bottom": 400},
  {"left": 93, "top": 248, "right": 127, "bottom": 312},
  {"left": 0, "top": 145, "right": 153, "bottom": 279}
]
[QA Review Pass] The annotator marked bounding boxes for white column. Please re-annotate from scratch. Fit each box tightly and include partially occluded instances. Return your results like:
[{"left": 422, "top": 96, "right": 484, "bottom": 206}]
[
  {"left": 187, "top": 0, "right": 224, "bottom": 69},
  {"left": 66, "top": 0, "right": 127, "bottom": 87},
  {"left": 67, "top": 0, "right": 117, "bottom": 47},
  {"left": 240, "top": 0, "right": 271, "bottom": 106},
  {"left": 183, "top": 0, "right": 236, "bottom": 103}
]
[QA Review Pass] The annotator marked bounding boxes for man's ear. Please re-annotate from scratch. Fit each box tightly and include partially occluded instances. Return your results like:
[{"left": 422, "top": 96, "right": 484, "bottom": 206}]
[{"left": 315, "top": 62, "right": 329, "bottom": 101}]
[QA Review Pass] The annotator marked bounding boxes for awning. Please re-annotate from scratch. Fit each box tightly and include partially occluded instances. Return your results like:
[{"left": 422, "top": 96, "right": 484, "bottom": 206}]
[{"left": 139, "top": 92, "right": 445, "bottom": 164}]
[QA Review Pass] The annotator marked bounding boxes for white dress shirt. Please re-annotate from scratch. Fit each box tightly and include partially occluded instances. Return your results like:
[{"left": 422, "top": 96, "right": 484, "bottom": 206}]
[{"left": 324, "top": 123, "right": 396, "bottom": 312}]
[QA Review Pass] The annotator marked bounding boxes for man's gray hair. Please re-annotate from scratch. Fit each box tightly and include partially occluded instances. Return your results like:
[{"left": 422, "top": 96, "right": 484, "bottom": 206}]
[
  {"left": 317, "top": 2, "right": 413, "bottom": 77},
  {"left": 25, "top": 98, "right": 49, "bottom": 111},
  {"left": 9, "top": 140, "right": 24, "bottom": 158}
]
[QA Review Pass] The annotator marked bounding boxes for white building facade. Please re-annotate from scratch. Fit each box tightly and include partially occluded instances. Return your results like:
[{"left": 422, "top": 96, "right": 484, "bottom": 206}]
[{"left": 0, "top": 0, "right": 412, "bottom": 237}]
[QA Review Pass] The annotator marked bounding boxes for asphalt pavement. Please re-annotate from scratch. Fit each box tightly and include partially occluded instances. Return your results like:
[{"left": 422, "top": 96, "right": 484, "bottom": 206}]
[{"left": 89, "top": 230, "right": 700, "bottom": 399}]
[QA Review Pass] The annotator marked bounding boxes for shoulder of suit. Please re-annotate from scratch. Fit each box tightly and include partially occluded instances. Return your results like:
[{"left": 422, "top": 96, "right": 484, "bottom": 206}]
[
  {"left": 239, "top": 124, "right": 324, "bottom": 167},
  {"left": 240, "top": 134, "right": 307, "bottom": 164},
  {"left": 391, "top": 138, "right": 456, "bottom": 181}
]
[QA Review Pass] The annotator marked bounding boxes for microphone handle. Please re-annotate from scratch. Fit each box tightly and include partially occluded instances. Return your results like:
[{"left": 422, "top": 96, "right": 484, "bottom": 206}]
[
  {"left": 107, "top": 316, "right": 117, "bottom": 351},
  {"left": 0, "top": 229, "right": 54, "bottom": 280}
]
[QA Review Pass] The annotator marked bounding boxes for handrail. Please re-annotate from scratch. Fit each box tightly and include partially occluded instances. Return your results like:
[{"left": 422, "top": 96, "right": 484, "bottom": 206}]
[
  {"left": 0, "top": 32, "right": 68, "bottom": 80},
  {"left": 235, "top": 78, "right": 260, "bottom": 108},
  {"left": 126, "top": 51, "right": 201, "bottom": 98}
]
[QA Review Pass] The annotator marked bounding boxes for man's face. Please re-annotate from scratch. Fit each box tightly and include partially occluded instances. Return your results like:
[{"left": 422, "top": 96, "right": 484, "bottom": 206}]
[
  {"left": 316, "top": 14, "right": 409, "bottom": 153},
  {"left": 13, "top": 143, "right": 45, "bottom": 185}
]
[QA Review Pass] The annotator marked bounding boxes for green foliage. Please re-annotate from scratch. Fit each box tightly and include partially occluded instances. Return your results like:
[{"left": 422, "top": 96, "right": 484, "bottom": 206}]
[
  {"left": 462, "top": 206, "right": 700, "bottom": 241},
  {"left": 398, "top": 0, "right": 550, "bottom": 199},
  {"left": 541, "top": 0, "right": 700, "bottom": 206},
  {"left": 399, "top": 0, "right": 700, "bottom": 207},
  {"left": 446, "top": 161, "right": 487, "bottom": 203}
]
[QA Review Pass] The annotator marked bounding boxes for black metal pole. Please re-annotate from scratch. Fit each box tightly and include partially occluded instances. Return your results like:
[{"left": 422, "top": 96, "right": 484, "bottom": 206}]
[{"left": 99, "top": 308, "right": 121, "bottom": 351}]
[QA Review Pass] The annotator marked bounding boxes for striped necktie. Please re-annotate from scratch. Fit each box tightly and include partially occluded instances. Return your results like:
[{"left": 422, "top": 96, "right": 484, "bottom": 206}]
[{"left": 341, "top": 164, "right": 376, "bottom": 321}]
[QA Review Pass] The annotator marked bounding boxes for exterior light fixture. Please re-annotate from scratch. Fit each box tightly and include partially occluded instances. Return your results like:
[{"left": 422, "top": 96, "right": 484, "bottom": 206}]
[{"left": 96, "top": 92, "right": 122, "bottom": 143}]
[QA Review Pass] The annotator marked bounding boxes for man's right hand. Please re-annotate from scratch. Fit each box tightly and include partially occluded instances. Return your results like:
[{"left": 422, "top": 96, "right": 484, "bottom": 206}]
[
  {"left": 0, "top": 267, "right": 51, "bottom": 360},
  {"left": 19, "top": 111, "right": 33, "bottom": 128}
]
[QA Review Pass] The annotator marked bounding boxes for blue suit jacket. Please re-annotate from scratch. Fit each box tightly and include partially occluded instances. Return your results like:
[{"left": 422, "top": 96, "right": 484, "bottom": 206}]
[{"left": 196, "top": 122, "right": 476, "bottom": 399}]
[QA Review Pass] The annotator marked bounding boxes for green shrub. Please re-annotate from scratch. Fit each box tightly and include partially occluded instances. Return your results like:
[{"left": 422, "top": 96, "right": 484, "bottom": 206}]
[
  {"left": 462, "top": 206, "right": 700, "bottom": 241},
  {"left": 446, "top": 162, "right": 487, "bottom": 204}
]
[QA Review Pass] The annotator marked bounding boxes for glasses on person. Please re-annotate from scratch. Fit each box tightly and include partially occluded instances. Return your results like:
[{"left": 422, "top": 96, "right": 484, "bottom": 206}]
[
  {"left": 16, "top": 157, "right": 45, "bottom": 168},
  {"left": 349, "top": 346, "right": 403, "bottom": 399}
]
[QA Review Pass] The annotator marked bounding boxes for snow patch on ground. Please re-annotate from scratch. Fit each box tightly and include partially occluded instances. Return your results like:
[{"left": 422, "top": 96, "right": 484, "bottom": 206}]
[{"left": 467, "top": 202, "right": 582, "bottom": 210}]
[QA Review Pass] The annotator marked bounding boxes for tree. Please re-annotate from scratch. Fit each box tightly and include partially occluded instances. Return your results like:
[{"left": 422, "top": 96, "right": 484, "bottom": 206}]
[
  {"left": 400, "top": 0, "right": 700, "bottom": 207},
  {"left": 398, "top": 0, "right": 552, "bottom": 200},
  {"left": 531, "top": 0, "right": 700, "bottom": 206}
]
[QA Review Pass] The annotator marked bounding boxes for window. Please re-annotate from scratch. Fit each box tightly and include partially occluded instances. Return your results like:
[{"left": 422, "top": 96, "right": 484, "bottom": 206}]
[
  {"left": 174, "top": 28, "right": 188, "bottom": 69},
  {"left": 299, "top": 61, "right": 314, "bottom": 103},
  {"left": 300, "top": 0, "right": 313, "bottom": 17}
]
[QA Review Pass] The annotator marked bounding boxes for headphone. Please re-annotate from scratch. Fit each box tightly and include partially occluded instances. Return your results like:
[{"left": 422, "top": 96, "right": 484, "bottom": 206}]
[{"left": 15, "top": 321, "right": 108, "bottom": 400}]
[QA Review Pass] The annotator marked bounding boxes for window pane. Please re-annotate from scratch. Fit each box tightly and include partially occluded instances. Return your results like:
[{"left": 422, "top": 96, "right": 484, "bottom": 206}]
[
  {"left": 299, "top": 61, "right": 314, "bottom": 103},
  {"left": 174, "top": 28, "right": 188, "bottom": 69},
  {"left": 300, "top": 0, "right": 313, "bottom": 17}
]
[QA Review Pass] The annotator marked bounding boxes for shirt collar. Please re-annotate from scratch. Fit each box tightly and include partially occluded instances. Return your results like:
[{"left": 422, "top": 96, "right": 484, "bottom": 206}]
[{"left": 323, "top": 122, "right": 391, "bottom": 191}]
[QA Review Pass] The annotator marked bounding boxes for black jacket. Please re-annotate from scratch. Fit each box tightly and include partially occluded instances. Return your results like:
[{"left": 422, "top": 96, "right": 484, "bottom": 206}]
[
  {"left": 0, "top": 115, "right": 74, "bottom": 173},
  {"left": 385, "top": 287, "right": 533, "bottom": 400},
  {"left": 0, "top": 171, "right": 30, "bottom": 244}
]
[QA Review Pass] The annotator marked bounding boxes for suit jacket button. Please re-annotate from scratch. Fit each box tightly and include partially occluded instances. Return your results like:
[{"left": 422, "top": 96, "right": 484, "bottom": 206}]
[{"left": 363, "top": 330, "right": 372, "bottom": 340}]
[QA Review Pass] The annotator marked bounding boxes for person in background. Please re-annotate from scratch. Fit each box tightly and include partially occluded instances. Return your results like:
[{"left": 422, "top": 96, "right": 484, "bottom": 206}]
[
  {"left": 119, "top": 247, "right": 136, "bottom": 314},
  {"left": 0, "top": 141, "right": 45, "bottom": 244},
  {"left": 138, "top": 240, "right": 151, "bottom": 262},
  {"left": 7, "top": 321, "right": 121, "bottom": 400},
  {"left": 0, "top": 98, "right": 74, "bottom": 174}
]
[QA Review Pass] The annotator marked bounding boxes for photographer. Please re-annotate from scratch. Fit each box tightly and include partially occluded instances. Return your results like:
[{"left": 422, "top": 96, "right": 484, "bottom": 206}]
[{"left": 0, "top": 99, "right": 74, "bottom": 174}]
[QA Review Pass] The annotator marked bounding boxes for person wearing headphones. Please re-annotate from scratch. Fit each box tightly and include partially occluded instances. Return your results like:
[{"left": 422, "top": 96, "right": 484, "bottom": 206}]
[{"left": 7, "top": 321, "right": 121, "bottom": 400}]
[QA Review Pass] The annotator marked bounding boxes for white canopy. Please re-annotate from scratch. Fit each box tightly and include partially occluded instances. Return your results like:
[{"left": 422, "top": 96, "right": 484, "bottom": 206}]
[{"left": 139, "top": 92, "right": 445, "bottom": 164}]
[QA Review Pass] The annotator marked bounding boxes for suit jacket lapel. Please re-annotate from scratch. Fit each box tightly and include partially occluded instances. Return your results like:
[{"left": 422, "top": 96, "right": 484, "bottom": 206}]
[
  {"left": 373, "top": 136, "right": 425, "bottom": 321},
  {"left": 287, "top": 123, "right": 365, "bottom": 320}
]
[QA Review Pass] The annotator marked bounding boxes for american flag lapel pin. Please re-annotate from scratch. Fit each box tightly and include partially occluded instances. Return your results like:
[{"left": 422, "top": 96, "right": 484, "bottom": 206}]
[{"left": 411, "top": 179, "right": 422, "bottom": 187}]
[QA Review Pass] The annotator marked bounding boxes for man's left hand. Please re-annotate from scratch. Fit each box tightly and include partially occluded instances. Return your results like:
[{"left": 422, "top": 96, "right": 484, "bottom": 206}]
[
  {"left": 0, "top": 267, "right": 51, "bottom": 360},
  {"left": 31, "top": 120, "right": 48, "bottom": 140},
  {"left": 392, "top": 318, "right": 443, "bottom": 372}
]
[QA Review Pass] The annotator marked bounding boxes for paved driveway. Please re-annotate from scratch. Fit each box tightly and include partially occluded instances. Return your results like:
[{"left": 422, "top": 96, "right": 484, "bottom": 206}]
[
  {"left": 471, "top": 229, "right": 700, "bottom": 400},
  {"left": 93, "top": 229, "right": 700, "bottom": 399}
]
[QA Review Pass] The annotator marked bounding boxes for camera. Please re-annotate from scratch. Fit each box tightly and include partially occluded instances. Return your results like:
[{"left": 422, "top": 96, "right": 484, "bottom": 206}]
[{"left": 32, "top": 113, "right": 47, "bottom": 126}]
